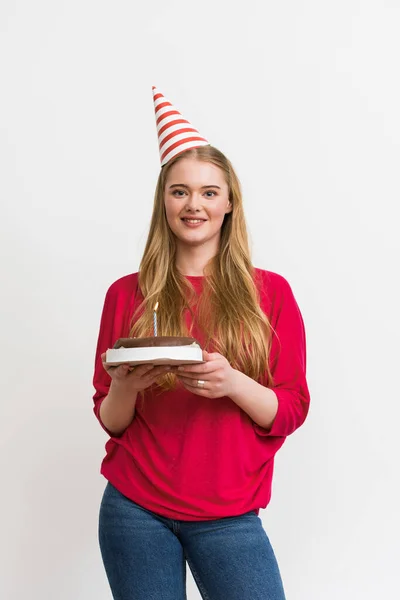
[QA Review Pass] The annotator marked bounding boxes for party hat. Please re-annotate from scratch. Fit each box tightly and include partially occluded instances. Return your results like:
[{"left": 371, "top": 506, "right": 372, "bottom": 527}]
[{"left": 152, "top": 86, "right": 209, "bottom": 166}]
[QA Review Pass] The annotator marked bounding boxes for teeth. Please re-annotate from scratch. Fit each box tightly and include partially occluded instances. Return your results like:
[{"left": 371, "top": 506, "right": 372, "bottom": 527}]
[{"left": 184, "top": 219, "right": 203, "bottom": 223}]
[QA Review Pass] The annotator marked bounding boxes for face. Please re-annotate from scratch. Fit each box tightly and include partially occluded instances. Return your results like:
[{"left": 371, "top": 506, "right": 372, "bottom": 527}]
[{"left": 164, "top": 158, "right": 232, "bottom": 251}]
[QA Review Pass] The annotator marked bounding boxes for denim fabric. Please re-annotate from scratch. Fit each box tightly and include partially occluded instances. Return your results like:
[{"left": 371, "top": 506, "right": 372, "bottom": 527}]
[{"left": 99, "top": 482, "right": 286, "bottom": 600}]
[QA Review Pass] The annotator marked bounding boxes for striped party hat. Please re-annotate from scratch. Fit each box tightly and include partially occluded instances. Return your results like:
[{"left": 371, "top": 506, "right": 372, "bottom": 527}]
[{"left": 152, "top": 86, "right": 209, "bottom": 166}]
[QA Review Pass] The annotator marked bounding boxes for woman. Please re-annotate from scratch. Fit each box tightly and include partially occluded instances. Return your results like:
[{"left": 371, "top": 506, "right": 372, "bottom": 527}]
[{"left": 92, "top": 87, "right": 310, "bottom": 600}]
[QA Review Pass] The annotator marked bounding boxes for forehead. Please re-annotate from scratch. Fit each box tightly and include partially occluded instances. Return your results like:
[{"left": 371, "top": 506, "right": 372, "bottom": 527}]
[{"left": 165, "top": 159, "right": 227, "bottom": 188}]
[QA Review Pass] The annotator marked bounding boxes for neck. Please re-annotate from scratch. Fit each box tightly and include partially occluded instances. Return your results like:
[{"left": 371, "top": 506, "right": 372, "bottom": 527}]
[{"left": 175, "top": 242, "right": 218, "bottom": 277}]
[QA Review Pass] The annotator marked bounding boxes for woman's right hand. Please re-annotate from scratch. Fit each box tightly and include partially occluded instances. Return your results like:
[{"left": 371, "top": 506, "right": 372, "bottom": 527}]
[{"left": 101, "top": 352, "right": 170, "bottom": 393}]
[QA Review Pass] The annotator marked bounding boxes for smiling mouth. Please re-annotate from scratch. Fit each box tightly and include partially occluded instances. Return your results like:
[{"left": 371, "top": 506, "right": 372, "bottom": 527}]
[{"left": 181, "top": 218, "right": 207, "bottom": 223}]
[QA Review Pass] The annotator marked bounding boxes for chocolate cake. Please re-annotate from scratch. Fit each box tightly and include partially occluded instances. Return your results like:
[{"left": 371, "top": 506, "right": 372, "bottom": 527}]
[
  {"left": 113, "top": 336, "right": 199, "bottom": 348},
  {"left": 105, "top": 336, "right": 203, "bottom": 366}
]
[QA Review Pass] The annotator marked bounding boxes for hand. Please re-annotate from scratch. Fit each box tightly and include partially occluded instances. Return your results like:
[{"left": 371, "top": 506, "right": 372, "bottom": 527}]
[
  {"left": 171, "top": 350, "right": 238, "bottom": 398},
  {"left": 101, "top": 353, "right": 171, "bottom": 393}
]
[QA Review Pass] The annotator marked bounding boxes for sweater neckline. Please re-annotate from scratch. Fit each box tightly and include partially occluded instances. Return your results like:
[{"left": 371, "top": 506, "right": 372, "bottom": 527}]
[{"left": 184, "top": 274, "right": 205, "bottom": 280}]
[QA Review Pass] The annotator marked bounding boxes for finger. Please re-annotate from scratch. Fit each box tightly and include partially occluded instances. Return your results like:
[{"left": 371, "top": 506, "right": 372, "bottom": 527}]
[
  {"left": 180, "top": 379, "right": 209, "bottom": 396},
  {"left": 203, "top": 350, "right": 223, "bottom": 361},
  {"left": 145, "top": 365, "right": 171, "bottom": 377},
  {"left": 136, "top": 364, "right": 170, "bottom": 379},
  {"left": 175, "top": 375, "right": 200, "bottom": 385},
  {"left": 177, "top": 377, "right": 213, "bottom": 395},
  {"left": 176, "top": 367, "right": 218, "bottom": 379},
  {"left": 176, "top": 363, "right": 217, "bottom": 375},
  {"left": 153, "top": 364, "right": 173, "bottom": 374},
  {"left": 143, "top": 369, "right": 171, "bottom": 387},
  {"left": 102, "top": 362, "right": 121, "bottom": 375},
  {"left": 176, "top": 373, "right": 214, "bottom": 385},
  {"left": 109, "top": 363, "right": 152, "bottom": 379},
  {"left": 127, "top": 363, "right": 158, "bottom": 376},
  {"left": 177, "top": 374, "right": 208, "bottom": 388},
  {"left": 114, "top": 364, "right": 132, "bottom": 376}
]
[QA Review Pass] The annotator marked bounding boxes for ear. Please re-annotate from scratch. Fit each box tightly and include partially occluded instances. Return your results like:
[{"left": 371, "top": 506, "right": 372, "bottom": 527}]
[{"left": 225, "top": 201, "right": 233, "bottom": 214}]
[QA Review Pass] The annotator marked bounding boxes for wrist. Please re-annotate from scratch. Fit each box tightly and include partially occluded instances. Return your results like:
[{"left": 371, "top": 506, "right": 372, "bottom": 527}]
[
  {"left": 228, "top": 368, "right": 246, "bottom": 400},
  {"left": 109, "top": 378, "right": 138, "bottom": 400}
]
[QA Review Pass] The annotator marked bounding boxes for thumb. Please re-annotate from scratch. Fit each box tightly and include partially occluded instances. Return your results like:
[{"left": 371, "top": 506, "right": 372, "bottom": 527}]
[{"left": 203, "top": 350, "right": 218, "bottom": 361}]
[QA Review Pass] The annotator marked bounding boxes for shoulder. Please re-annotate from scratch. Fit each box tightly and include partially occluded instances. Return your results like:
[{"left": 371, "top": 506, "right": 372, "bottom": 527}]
[
  {"left": 98, "top": 273, "right": 140, "bottom": 334},
  {"left": 254, "top": 267, "right": 294, "bottom": 296},
  {"left": 253, "top": 268, "right": 299, "bottom": 321},
  {"left": 105, "top": 272, "right": 139, "bottom": 298},
  {"left": 101, "top": 273, "right": 139, "bottom": 312}
]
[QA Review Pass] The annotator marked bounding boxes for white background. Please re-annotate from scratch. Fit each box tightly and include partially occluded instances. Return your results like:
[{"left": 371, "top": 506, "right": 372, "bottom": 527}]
[{"left": 1, "top": 1, "right": 399, "bottom": 598}]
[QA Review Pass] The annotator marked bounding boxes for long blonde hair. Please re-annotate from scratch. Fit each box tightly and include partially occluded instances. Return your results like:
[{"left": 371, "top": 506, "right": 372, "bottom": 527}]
[{"left": 130, "top": 145, "right": 274, "bottom": 393}]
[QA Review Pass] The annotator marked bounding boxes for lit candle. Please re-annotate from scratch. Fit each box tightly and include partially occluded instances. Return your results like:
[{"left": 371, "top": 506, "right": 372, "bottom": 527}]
[{"left": 153, "top": 302, "right": 159, "bottom": 336}]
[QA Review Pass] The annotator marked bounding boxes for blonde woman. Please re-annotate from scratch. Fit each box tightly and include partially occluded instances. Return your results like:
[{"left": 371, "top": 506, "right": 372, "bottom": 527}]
[{"left": 92, "top": 89, "right": 310, "bottom": 600}]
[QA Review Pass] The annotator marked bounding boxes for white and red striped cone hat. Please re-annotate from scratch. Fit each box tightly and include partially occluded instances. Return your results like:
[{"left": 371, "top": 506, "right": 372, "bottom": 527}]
[{"left": 152, "top": 86, "right": 210, "bottom": 166}]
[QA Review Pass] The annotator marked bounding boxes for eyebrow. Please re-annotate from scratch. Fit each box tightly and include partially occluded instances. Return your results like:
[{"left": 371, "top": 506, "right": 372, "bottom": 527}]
[{"left": 168, "top": 184, "right": 221, "bottom": 190}]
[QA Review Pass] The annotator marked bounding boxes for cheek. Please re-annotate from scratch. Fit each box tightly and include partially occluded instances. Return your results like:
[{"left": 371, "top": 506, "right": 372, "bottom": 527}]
[
  {"left": 164, "top": 198, "right": 180, "bottom": 216},
  {"left": 163, "top": 200, "right": 174, "bottom": 221},
  {"left": 164, "top": 202, "right": 181, "bottom": 231},
  {"left": 210, "top": 204, "right": 229, "bottom": 222},
  {"left": 165, "top": 211, "right": 175, "bottom": 230}
]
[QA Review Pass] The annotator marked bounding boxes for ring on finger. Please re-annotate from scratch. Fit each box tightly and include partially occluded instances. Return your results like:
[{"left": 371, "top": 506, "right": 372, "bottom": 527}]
[{"left": 197, "top": 379, "right": 206, "bottom": 388}]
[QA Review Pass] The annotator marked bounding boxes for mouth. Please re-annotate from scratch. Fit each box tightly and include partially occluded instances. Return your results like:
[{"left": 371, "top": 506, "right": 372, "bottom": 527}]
[
  {"left": 181, "top": 218, "right": 207, "bottom": 223},
  {"left": 180, "top": 218, "right": 207, "bottom": 228}
]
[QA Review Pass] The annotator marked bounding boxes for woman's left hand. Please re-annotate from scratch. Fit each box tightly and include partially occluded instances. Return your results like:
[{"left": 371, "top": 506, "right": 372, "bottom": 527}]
[{"left": 171, "top": 350, "right": 238, "bottom": 398}]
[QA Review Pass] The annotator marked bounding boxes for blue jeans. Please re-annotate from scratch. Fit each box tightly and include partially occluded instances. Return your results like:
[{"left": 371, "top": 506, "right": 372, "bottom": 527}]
[{"left": 98, "top": 482, "right": 286, "bottom": 600}]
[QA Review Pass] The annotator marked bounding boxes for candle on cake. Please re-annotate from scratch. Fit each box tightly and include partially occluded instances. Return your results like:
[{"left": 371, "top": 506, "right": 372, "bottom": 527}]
[{"left": 153, "top": 302, "right": 159, "bottom": 337}]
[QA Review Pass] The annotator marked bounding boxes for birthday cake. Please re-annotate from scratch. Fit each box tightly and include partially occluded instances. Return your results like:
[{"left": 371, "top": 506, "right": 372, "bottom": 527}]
[{"left": 105, "top": 336, "right": 204, "bottom": 366}]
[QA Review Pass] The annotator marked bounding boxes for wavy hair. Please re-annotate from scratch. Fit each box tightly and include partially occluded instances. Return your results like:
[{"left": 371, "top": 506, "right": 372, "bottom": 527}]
[{"left": 130, "top": 145, "right": 274, "bottom": 396}]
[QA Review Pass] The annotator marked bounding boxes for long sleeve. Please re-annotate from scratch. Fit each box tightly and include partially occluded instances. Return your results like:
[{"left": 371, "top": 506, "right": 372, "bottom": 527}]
[
  {"left": 92, "top": 285, "right": 117, "bottom": 434},
  {"left": 254, "top": 273, "right": 310, "bottom": 437},
  {"left": 92, "top": 274, "right": 139, "bottom": 434}
]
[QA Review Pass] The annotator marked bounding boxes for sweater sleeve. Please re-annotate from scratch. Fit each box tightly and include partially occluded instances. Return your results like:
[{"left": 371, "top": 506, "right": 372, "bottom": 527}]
[
  {"left": 254, "top": 274, "right": 311, "bottom": 438},
  {"left": 92, "top": 284, "right": 119, "bottom": 436}
]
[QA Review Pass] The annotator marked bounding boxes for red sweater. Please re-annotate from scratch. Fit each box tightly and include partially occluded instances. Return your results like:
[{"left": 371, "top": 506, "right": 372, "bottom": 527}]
[{"left": 92, "top": 269, "right": 310, "bottom": 521}]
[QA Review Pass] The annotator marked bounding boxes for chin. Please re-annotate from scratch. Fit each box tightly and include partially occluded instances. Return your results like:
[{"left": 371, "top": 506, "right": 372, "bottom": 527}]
[{"left": 178, "top": 236, "right": 209, "bottom": 246}]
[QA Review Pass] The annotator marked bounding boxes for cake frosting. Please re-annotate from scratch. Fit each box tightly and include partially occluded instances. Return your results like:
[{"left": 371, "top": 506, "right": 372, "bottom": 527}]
[{"left": 113, "top": 337, "right": 200, "bottom": 348}]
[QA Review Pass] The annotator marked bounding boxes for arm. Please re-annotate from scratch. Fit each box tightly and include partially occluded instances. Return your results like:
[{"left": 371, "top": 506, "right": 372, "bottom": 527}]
[
  {"left": 231, "top": 274, "right": 310, "bottom": 437},
  {"left": 99, "top": 378, "right": 138, "bottom": 437},
  {"left": 92, "top": 278, "right": 169, "bottom": 437},
  {"left": 229, "top": 371, "right": 279, "bottom": 430},
  {"left": 92, "top": 282, "right": 136, "bottom": 437}
]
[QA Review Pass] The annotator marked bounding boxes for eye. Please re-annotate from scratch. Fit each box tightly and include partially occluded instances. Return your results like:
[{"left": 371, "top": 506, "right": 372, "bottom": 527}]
[
  {"left": 204, "top": 191, "right": 217, "bottom": 198},
  {"left": 172, "top": 189, "right": 187, "bottom": 197}
]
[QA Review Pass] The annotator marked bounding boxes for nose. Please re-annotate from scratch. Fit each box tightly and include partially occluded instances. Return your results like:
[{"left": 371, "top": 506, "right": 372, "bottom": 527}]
[{"left": 184, "top": 193, "right": 203, "bottom": 212}]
